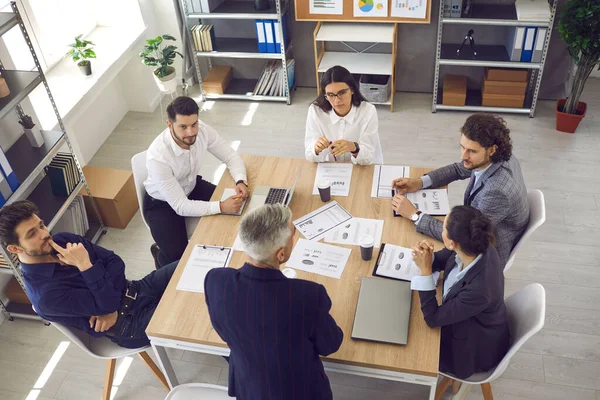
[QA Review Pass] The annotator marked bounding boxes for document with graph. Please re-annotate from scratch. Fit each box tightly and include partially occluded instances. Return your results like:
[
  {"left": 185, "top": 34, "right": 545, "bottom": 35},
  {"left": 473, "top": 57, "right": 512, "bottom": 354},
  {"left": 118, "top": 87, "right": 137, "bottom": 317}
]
[
  {"left": 391, "top": 0, "right": 427, "bottom": 19},
  {"left": 405, "top": 189, "right": 450, "bottom": 216}
]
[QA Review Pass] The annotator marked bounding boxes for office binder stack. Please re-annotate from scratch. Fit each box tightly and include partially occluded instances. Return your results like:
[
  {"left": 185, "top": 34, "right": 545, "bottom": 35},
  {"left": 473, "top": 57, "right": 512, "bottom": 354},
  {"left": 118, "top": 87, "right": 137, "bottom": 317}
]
[
  {"left": 254, "top": 59, "right": 295, "bottom": 97},
  {"left": 255, "top": 18, "right": 289, "bottom": 54},
  {"left": 51, "top": 194, "right": 89, "bottom": 236},
  {"left": 191, "top": 25, "right": 217, "bottom": 52},
  {"left": 0, "top": 146, "right": 20, "bottom": 206},
  {"left": 505, "top": 26, "right": 547, "bottom": 63},
  {"left": 0, "top": 251, "right": 18, "bottom": 270},
  {"left": 45, "top": 153, "right": 80, "bottom": 197}
]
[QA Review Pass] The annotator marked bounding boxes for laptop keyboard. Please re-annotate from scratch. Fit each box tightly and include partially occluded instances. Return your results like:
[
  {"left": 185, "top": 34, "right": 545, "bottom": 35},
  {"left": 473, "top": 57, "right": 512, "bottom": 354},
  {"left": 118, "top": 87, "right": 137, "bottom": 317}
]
[{"left": 265, "top": 188, "right": 287, "bottom": 204}]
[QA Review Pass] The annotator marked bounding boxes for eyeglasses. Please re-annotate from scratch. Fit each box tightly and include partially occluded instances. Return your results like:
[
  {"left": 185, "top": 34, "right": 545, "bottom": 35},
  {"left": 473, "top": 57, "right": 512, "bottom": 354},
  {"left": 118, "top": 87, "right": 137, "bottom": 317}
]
[{"left": 325, "top": 88, "right": 351, "bottom": 100}]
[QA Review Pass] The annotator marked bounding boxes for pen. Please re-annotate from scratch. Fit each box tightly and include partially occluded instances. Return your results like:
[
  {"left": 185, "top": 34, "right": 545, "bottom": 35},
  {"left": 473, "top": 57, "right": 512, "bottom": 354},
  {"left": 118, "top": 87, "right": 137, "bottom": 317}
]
[{"left": 329, "top": 141, "right": 337, "bottom": 161}]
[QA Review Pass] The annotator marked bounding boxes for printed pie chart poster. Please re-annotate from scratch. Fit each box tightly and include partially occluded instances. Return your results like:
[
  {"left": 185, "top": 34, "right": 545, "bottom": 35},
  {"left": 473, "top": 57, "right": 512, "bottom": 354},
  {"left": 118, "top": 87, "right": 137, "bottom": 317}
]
[{"left": 354, "top": 0, "right": 388, "bottom": 17}]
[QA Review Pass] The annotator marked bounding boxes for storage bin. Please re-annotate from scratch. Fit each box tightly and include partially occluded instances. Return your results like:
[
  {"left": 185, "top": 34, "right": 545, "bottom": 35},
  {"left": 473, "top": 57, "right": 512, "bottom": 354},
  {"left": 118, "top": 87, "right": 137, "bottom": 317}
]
[
  {"left": 442, "top": 75, "right": 467, "bottom": 106},
  {"left": 360, "top": 74, "right": 391, "bottom": 104},
  {"left": 485, "top": 68, "right": 528, "bottom": 82},
  {"left": 482, "top": 92, "right": 525, "bottom": 108},
  {"left": 203, "top": 66, "right": 233, "bottom": 95}
]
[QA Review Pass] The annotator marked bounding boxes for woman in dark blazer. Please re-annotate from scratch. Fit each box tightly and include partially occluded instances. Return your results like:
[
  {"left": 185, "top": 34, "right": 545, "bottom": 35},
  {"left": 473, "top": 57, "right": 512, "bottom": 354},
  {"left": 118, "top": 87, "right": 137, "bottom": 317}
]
[{"left": 410, "top": 205, "right": 510, "bottom": 384}]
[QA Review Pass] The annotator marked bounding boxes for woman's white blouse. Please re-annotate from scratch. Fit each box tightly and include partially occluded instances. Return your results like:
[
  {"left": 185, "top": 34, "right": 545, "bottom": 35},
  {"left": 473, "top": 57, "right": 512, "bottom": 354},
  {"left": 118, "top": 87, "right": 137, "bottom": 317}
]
[{"left": 304, "top": 102, "right": 384, "bottom": 165}]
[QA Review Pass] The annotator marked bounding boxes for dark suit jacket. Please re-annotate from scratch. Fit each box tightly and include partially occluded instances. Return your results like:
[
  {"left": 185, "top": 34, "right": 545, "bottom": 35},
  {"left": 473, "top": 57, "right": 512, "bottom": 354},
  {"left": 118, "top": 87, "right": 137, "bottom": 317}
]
[
  {"left": 417, "top": 156, "right": 530, "bottom": 265},
  {"left": 418, "top": 247, "right": 510, "bottom": 379},
  {"left": 204, "top": 263, "right": 344, "bottom": 400}
]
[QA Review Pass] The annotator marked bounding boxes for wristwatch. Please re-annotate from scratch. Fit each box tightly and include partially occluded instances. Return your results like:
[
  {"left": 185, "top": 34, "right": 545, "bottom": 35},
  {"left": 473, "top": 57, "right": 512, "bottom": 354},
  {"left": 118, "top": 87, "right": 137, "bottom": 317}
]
[
  {"left": 410, "top": 211, "right": 422, "bottom": 223},
  {"left": 236, "top": 180, "right": 247, "bottom": 187},
  {"left": 351, "top": 141, "right": 360, "bottom": 154}
]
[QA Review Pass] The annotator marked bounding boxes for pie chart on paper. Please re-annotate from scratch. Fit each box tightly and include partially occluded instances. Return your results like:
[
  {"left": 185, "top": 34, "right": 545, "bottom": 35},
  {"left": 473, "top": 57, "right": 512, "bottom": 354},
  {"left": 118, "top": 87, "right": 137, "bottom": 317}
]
[{"left": 358, "top": 0, "right": 374, "bottom": 12}]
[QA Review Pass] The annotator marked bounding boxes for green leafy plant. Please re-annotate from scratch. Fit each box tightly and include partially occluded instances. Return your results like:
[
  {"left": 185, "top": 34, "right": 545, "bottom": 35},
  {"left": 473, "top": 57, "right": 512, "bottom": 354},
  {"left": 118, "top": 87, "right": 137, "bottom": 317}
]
[
  {"left": 18, "top": 114, "right": 35, "bottom": 129},
  {"left": 556, "top": 0, "right": 600, "bottom": 115},
  {"left": 66, "top": 34, "right": 96, "bottom": 66},
  {"left": 139, "top": 34, "right": 183, "bottom": 79}
]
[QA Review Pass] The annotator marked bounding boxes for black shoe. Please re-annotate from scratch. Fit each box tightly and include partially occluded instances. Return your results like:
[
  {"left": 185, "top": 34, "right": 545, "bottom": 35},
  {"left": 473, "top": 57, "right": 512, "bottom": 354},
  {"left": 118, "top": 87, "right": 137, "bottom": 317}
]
[{"left": 150, "top": 243, "right": 161, "bottom": 270}]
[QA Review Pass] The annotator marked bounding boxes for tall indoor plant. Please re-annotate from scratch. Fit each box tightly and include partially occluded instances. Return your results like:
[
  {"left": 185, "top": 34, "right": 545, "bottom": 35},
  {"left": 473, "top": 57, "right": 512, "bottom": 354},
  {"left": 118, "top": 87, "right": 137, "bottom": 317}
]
[
  {"left": 139, "top": 34, "right": 183, "bottom": 93},
  {"left": 555, "top": 0, "right": 600, "bottom": 133},
  {"left": 66, "top": 34, "right": 96, "bottom": 76}
]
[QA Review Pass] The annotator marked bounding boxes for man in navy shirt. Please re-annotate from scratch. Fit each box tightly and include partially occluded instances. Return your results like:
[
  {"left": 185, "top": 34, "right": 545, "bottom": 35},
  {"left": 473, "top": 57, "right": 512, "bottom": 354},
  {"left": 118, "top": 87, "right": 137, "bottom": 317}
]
[{"left": 0, "top": 200, "right": 177, "bottom": 349}]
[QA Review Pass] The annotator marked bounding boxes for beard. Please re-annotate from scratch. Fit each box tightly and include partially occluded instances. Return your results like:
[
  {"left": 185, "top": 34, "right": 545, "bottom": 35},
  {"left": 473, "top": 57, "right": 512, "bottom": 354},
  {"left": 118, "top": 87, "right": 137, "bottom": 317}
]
[
  {"left": 24, "top": 238, "right": 54, "bottom": 257},
  {"left": 463, "top": 157, "right": 490, "bottom": 171},
  {"left": 170, "top": 127, "right": 197, "bottom": 146}
]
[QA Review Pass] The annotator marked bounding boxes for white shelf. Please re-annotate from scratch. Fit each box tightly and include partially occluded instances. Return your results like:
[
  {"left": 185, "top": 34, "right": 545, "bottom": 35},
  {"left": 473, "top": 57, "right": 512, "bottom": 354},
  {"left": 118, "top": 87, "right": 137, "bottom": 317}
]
[
  {"left": 318, "top": 52, "right": 393, "bottom": 75},
  {"left": 316, "top": 23, "right": 395, "bottom": 43}
]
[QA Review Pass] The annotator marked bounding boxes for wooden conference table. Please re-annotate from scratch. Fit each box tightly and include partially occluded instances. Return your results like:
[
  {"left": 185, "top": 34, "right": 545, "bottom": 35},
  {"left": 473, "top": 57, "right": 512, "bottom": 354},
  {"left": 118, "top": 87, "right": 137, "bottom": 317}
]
[{"left": 147, "top": 155, "right": 443, "bottom": 399}]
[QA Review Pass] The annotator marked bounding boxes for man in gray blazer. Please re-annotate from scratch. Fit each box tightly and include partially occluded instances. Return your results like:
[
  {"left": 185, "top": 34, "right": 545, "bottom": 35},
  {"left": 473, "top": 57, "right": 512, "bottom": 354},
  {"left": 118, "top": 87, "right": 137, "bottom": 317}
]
[{"left": 391, "top": 113, "right": 529, "bottom": 265}]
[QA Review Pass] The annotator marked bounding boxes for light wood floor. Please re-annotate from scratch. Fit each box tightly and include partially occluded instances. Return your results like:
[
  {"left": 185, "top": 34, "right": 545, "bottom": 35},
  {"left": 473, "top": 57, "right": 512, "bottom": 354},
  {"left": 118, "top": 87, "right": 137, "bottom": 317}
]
[{"left": 1, "top": 81, "right": 599, "bottom": 400}]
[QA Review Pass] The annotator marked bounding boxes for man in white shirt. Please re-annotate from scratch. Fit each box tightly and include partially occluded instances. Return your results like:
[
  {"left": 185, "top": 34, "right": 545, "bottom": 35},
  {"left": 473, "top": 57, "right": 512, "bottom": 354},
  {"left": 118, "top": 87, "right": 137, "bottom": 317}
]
[{"left": 143, "top": 96, "right": 248, "bottom": 268}]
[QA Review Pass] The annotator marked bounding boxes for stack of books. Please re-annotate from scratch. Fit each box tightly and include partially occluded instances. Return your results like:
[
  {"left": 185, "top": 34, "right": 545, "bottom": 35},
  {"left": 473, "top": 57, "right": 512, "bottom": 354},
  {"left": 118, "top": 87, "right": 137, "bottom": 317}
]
[
  {"left": 45, "top": 153, "right": 80, "bottom": 197},
  {"left": 51, "top": 195, "right": 89, "bottom": 236},
  {"left": 0, "top": 251, "right": 18, "bottom": 270},
  {"left": 191, "top": 25, "right": 216, "bottom": 52},
  {"left": 254, "top": 59, "right": 295, "bottom": 97}
]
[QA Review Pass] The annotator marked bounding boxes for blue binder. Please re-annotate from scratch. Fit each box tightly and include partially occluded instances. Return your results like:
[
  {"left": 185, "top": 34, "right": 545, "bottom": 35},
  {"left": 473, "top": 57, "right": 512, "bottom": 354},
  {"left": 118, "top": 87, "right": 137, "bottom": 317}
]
[
  {"left": 264, "top": 20, "right": 276, "bottom": 53},
  {"left": 0, "top": 147, "right": 19, "bottom": 191},
  {"left": 255, "top": 20, "right": 267, "bottom": 53},
  {"left": 274, "top": 19, "right": 288, "bottom": 53},
  {"left": 520, "top": 27, "right": 537, "bottom": 62}
]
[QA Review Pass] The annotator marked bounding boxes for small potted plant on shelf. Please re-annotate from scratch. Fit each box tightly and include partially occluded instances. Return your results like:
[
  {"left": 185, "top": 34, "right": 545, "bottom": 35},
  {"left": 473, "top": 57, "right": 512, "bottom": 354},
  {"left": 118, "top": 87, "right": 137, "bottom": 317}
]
[
  {"left": 555, "top": 0, "right": 600, "bottom": 133},
  {"left": 66, "top": 34, "right": 96, "bottom": 76},
  {"left": 18, "top": 114, "right": 44, "bottom": 148},
  {"left": 139, "top": 34, "right": 183, "bottom": 93}
]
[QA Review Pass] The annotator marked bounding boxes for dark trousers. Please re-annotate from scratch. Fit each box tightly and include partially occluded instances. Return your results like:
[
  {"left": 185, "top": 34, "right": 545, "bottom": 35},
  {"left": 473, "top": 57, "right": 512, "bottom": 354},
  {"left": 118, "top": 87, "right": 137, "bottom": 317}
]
[
  {"left": 109, "top": 260, "right": 178, "bottom": 349},
  {"left": 144, "top": 176, "right": 216, "bottom": 267}
]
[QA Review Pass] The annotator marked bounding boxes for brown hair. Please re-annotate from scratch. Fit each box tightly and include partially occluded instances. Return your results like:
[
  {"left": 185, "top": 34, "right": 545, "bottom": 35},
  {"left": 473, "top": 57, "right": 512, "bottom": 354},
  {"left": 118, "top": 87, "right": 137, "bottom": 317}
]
[
  {"left": 0, "top": 200, "right": 40, "bottom": 246},
  {"left": 461, "top": 113, "right": 512, "bottom": 162},
  {"left": 446, "top": 205, "right": 496, "bottom": 256}
]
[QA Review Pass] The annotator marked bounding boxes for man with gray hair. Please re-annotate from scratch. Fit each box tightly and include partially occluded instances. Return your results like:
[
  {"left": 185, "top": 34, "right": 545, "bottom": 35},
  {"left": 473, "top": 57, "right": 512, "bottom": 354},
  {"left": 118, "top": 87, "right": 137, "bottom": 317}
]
[{"left": 204, "top": 204, "right": 343, "bottom": 400}]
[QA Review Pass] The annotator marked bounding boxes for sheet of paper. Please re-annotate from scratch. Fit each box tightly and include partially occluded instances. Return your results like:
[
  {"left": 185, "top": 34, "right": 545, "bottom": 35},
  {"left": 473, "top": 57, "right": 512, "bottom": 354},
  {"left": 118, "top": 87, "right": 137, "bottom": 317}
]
[
  {"left": 371, "top": 165, "right": 410, "bottom": 198},
  {"left": 310, "top": 0, "right": 343, "bottom": 14},
  {"left": 354, "top": 0, "right": 388, "bottom": 17},
  {"left": 312, "top": 163, "right": 353, "bottom": 197},
  {"left": 285, "top": 238, "right": 351, "bottom": 279},
  {"left": 375, "top": 244, "right": 441, "bottom": 284},
  {"left": 391, "top": 0, "right": 427, "bottom": 19},
  {"left": 220, "top": 188, "right": 247, "bottom": 216},
  {"left": 405, "top": 189, "right": 450, "bottom": 216},
  {"left": 324, "top": 218, "right": 384, "bottom": 248},
  {"left": 294, "top": 201, "right": 353, "bottom": 241},
  {"left": 232, "top": 234, "right": 246, "bottom": 252},
  {"left": 176, "top": 245, "right": 233, "bottom": 292}
]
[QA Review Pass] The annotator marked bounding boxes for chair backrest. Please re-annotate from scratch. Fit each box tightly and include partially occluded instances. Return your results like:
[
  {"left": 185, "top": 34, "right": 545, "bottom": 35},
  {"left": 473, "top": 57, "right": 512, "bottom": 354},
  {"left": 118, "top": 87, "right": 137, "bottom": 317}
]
[
  {"left": 165, "top": 383, "right": 229, "bottom": 400},
  {"left": 484, "top": 283, "right": 546, "bottom": 382},
  {"left": 504, "top": 189, "right": 546, "bottom": 273},
  {"left": 131, "top": 151, "right": 150, "bottom": 230}
]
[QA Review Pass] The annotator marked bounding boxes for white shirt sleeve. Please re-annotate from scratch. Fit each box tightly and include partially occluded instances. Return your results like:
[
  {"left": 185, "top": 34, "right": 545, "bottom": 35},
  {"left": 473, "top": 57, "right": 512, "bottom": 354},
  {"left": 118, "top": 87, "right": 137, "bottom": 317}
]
[
  {"left": 305, "top": 105, "right": 330, "bottom": 163},
  {"left": 351, "top": 105, "right": 379, "bottom": 165},
  {"left": 204, "top": 124, "right": 247, "bottom": 184},
  {"left": 410, "top": 275, "right": 437, "bottom": 291},
  {"left": 421, "top": 175, "right": 433, "bottom": 189},
  {"left": 146, "top": 158, "right": 221, "bottom": 217}
]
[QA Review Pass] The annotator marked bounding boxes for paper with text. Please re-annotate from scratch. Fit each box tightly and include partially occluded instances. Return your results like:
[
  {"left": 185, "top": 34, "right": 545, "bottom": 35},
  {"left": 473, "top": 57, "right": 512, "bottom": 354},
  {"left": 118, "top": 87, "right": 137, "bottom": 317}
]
[
  {"left": 286, "top": 238, "right": 351, "bottom": 279},
  {"left": 324, "top": 218, "right": 384, "bottom": 248},
  {"left": 176, "top": 245, "right": 233, "bottom": 292},
  {"left": 310, "top": 0, "right": 343, "bottom": 15},
  {"left": 371, "top": 165, "right": 410, "bottom": 198},
  {"left": 312, "top": 163, "right": 353, "bottom": 197},
  {"left": 406, "top": 189, "right": 450, "bottom": 216},
  {"left": 220, "top": 188, "right": 247, "bottom": 216},
  {"left": 294, "top": 201, "right": 353, "bottom": 241}
]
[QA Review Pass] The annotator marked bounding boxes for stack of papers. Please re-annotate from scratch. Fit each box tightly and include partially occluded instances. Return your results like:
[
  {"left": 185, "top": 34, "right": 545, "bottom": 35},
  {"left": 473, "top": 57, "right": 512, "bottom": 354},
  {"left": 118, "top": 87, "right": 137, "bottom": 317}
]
[
  {"left": 312, "top": 163, "right": 354, "bottom": 197},
  {"left": 285, "top": 238, "right": 351, "bottom": 280},
  {"left": 176, "top": 245, "right": 233, "bottom": 292},
  {"left": 293, "top": 201, "right": 353, "bottom": 241},
  {"left": 324, "top": 218, "right": 384, "bottom": 248},
  {"left": 52, "top": 195, "right": 89, "bottom": 236},
  {"left": 371, "top": 165, "right": 410, "bottom": 198},
  {"left": 515, "top": 0, "right": 551, "bottom": 21},
  {"left": 373, "top": 243, "right": 440, "bottom": 284}
]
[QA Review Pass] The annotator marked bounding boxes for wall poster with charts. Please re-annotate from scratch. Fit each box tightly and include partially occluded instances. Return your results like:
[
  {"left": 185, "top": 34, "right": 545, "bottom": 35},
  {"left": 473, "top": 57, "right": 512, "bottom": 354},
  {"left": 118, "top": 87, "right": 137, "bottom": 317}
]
[{"left": 354, "top": 0, "right": 388, "bottom": 17}]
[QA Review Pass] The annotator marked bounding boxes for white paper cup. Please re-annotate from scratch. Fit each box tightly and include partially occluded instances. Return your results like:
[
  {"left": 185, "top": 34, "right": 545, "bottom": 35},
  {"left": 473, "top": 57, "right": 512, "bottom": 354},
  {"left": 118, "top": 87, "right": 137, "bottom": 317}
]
[
  {"left": 317, "top": 179, "right": 330, "bottom": 189},
  {"left": 282, "top": 268, "right": 297, "bottom": 279}
]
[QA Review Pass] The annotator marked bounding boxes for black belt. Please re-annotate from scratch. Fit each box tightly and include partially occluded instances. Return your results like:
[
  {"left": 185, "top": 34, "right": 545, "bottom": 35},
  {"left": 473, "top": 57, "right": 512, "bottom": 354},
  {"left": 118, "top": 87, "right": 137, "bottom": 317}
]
[{"left": 107, "top": 281, "right": 138, "bottom": 336}]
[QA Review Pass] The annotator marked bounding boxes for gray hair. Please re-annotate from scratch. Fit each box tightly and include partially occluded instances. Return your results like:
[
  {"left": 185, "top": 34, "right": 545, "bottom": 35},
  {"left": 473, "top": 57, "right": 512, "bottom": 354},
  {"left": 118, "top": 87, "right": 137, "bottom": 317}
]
[{"left": 239, "top": 204, "right": 292, "bottom": 264}]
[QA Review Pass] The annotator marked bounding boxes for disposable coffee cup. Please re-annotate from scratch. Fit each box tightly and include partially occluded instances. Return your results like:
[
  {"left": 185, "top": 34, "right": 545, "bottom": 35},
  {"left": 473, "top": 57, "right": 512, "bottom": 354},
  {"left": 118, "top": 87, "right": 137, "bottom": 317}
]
[
  {"left": 359, "top": 235, "right": 374, "bottom": 261},
  {"left": 317, "top": 179, "right": 331, "bottom": 202},
  {"left": 282, "top": 268, "right": 297, "bottom": 279}
]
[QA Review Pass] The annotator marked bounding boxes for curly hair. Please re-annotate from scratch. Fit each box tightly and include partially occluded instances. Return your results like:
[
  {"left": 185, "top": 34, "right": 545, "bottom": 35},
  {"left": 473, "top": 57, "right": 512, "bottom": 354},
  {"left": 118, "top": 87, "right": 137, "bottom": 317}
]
[{"left": 460, "top": 113, "right": 512, "bottom": 162}]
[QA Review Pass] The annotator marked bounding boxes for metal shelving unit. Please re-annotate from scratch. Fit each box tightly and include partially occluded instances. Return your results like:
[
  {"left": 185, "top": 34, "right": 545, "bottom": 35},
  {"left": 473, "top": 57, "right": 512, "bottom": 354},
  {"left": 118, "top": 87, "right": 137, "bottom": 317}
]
[
  {"left": 177, "top": 0, "right": 294, "bottom": 104},
  {"left": 432, "top": 1, "right": 558, "bottom": 117},
  {"left": 0, "top": 2, "right": 106, "bottom": 322}
]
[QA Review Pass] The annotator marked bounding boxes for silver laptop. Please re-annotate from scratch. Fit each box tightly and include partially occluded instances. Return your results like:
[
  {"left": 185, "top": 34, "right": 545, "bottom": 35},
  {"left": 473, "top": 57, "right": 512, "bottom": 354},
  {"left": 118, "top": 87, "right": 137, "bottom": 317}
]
[
  {"left": 247, "top": 168, "right": 302, "bottom": 211},
  {"left": 351, "top": 277, "right": 412, "bottom": 345}
]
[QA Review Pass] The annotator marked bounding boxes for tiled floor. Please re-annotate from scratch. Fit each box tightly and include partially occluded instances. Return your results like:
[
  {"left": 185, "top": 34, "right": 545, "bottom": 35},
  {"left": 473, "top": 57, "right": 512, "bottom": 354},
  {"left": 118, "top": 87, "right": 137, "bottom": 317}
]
[{"left": 1, "top": 81, "right": 599, "bottom": 399}]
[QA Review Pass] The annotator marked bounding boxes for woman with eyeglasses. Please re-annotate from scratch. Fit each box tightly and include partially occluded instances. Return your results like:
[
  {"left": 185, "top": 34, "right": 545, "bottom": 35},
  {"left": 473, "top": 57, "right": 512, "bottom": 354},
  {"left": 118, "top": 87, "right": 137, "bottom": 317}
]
[{"left": 305, "top": 65, "right": 383, "bottom": 165}]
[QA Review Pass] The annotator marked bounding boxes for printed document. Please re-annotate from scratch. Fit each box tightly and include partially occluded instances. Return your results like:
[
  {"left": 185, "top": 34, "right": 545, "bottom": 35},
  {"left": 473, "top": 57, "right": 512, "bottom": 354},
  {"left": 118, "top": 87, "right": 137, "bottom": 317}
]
[
  {"left": 294, "top": 201, "right": 353, "bottom": 241},
  {"left": 371, "top": 165, "right": 410, "bottom": 198},
  {"left": 286, "top": 238, "right": 351, "bottom": 279},
  {"left": 176, "top": 245, "right": 233, "bottom": 292},
  {"left": 312, "top": 163, "right": 353, "bottom": 197},
  {"left": 374, "top": 243, "right": 440, "bottom": 284},
  {"left": 324, "top": 218, "right": 384, "bottom": 248},
  {"left": 220, "top": 188, "right": 247, "bottom": 216},
  {"left": 405, "top": 189, "right": 450, "bottom": 215}
]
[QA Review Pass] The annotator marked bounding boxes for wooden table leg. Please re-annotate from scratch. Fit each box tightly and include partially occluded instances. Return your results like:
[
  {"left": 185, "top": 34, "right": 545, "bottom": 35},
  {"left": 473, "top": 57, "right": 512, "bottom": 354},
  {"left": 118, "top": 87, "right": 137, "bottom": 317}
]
[
  {"left": 139, "top": 351, "right": 170, "bottom": 391},
  {"left": 481, "top": 382, "right": 494, "bottom": 400},
  {"left": 435, "top": 376, "right": 453, "bottom": 400},
  {"left": 102, "top": 359, "right": 116, "bottom": 400}
]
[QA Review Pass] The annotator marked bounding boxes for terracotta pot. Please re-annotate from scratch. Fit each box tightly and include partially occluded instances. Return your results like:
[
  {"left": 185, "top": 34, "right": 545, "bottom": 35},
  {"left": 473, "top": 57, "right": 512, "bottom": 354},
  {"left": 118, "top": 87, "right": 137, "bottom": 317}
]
[{"left": 556, "top": 99, "right": 587, "bottom": 134}]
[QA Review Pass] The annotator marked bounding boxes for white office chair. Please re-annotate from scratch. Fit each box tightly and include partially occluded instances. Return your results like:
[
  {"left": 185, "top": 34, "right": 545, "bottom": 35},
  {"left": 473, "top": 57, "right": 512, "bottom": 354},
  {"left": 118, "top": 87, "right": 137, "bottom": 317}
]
[
  {"left": 131, "top": 151, "right": 200, "bottom": 239},
  {"left": 435, "top": 283, "right": 546, "bottom": 400},
  {"left": 504, "top": 189, "right": 546, "bottom": 273},
  {"left": 165, "top": 383, "right": 229, "bottom": 400},
  {"left": 36, "top": 311, "right": 169, "bottom": 400}
]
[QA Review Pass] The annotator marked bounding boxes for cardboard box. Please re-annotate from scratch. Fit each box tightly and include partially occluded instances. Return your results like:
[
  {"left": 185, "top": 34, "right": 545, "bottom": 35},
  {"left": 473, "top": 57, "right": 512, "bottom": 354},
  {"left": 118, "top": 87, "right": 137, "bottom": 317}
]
[
  {"left": 485, "top": 68, "right": 528, "bottom": 82},
  {"left": 79, "top": 166, "right": 139, "bottom": 229},
  {"left": 483, "top": 79, "right": 527, "bottom": 96},
  {"left": 6, "top": 278, "right": 30, "bottom": 305},
  {"left": 203, "top": 66, "right": 232, "bottom": 95},
  {"left": 442, "top": 75, "right": 467, "bottom": 106},
  {"left": 482, "top": 92, "right": 525, "bottom": 108}
]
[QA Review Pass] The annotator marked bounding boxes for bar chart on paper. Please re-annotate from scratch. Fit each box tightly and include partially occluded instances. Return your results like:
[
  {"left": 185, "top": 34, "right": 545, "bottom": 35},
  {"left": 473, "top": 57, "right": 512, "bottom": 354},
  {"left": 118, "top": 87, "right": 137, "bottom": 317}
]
[
  {"left": 391, "top": 0, "right": 426, "bottom": 18},
  {"left": 310, "top": 0, "right": 343, "bottom": 14}
]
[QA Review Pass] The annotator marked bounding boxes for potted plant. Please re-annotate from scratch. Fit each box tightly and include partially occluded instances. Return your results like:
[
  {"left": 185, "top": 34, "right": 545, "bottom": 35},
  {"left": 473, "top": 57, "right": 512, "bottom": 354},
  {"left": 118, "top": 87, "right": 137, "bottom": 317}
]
[
  {"left": 555, "top": 0, "right": 600, "bottom": 133},
  {"left": 18, "top": 114, "right": 44, "bottom": 148},
  {"left": 139, "top": 34, "right": 183, "bottom": 93},
  {"left": 66, "top": 34, "right": 96, "bottom": 76}
]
